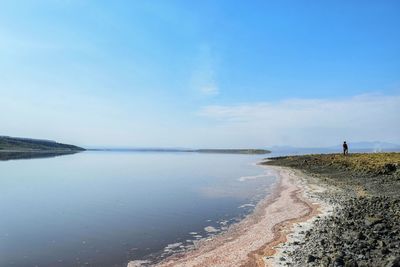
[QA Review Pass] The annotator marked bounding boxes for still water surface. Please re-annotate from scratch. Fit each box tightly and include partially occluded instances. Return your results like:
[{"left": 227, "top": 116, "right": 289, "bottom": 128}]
[{"left": 0, "top": 151, "right": 276, "bottom": 267}]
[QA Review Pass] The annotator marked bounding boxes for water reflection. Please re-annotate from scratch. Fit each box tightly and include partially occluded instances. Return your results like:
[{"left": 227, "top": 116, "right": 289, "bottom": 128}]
[
  {"left": 0, "top": 151, "right": 275, "bottom": 267},
  {"left": 0, "top": 151, "right": 80, "bottom": 161}
]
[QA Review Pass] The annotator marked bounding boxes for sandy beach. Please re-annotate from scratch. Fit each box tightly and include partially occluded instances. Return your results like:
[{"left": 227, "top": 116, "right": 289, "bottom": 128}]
[{"left": 128, "top": 165, "right": 324, "bottom": 267}]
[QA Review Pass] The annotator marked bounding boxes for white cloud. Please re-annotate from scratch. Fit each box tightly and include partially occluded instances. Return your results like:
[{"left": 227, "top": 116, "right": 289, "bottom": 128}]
[
  {"left": 2, "top": 87, "right": 398, "bottom": 148},
  {"left": 198, "top": 94, "right": 400, "bottom": 147}
]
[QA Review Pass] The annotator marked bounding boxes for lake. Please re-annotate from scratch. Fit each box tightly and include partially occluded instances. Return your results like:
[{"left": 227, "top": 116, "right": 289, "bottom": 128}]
[{"left": 0, "top": 151, "right": 277, "bottom": 267}]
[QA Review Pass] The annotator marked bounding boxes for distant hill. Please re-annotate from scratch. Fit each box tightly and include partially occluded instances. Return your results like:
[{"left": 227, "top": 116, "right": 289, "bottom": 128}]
[
  {"left": 329, "top": 141, "right": 400, "bottom": 152},
  {"left": 192, "top": 149, "right": 270, "bottom": 154},
  {"left": 0, "top": 136, "right": 85, "bottom": 152},
  {"left": 268, "top": 141, "right": 400, "bottom": 155}
]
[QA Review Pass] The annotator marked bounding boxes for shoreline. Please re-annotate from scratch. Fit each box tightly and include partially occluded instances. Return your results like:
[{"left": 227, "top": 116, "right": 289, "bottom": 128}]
[
  {"left": 263, "top": 168, "right": 335, "bottom": 266},
  {"left": 128, "top": 165, "right": 324, "bottom": 267},
  {"left": 262, "top": 153, "right": 400, "bottom": 266}
]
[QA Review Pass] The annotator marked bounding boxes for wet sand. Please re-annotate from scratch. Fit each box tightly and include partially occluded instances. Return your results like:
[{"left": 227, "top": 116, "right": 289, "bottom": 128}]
[{"left": 128, "top": 166, "right": 323, "bottom": 267}]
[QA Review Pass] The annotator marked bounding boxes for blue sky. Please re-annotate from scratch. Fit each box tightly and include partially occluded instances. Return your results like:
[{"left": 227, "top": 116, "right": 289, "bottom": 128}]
[{"left": 1, "top": 1, "right": 399, "bottom": 147}]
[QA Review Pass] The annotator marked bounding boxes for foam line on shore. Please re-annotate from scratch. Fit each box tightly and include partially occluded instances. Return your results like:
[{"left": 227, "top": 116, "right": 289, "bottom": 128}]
[{"left": 128, "top": 165, "right": 325, "bottom": 267}]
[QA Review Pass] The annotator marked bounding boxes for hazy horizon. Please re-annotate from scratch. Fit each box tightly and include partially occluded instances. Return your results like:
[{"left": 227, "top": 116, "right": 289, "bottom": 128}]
[{"left": 1, "top": 1, "right": 399, "bottom": 148}]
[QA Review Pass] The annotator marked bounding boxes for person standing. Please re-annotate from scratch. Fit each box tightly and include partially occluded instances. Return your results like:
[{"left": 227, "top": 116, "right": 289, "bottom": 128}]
[{"left": 343, "top": 141, "right": 349, "bottom": 155}]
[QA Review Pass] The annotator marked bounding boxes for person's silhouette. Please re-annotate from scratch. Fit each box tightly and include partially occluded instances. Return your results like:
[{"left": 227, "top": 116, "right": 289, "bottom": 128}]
[{"left": 343, "top": 141, "right": 349, "bottom": 155}]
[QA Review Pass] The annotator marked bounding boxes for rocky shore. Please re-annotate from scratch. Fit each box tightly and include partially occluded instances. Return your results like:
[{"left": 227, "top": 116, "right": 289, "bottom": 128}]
[{"left": 263, "top": 153, "right": 400, "bottom": 267}]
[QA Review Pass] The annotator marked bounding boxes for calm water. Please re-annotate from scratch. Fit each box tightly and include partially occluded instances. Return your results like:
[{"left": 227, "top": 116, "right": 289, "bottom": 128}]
[{"left": 0, "top": 151, "right": 276, "bottom": 267}]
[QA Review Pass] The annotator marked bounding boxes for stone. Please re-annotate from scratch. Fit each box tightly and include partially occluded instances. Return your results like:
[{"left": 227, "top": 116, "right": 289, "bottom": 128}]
[
  {"left": 386, "top": 256, "right": 400, "bottom": 267},
  {"left": 307, "top": 254, "right": 317, "bottom": 263},
  {"left": 364, "top": 216, "right": 383, "bottom": 226},
  {"left": 373, "top": 223, "right": 386, "bottom": 232},
  {"left": 383, "top": 163, "right": 397, "bottom": 175},
  {"left": 320, "top": 256, "right": 331, "bottom": 266},
  {"left": 344, "top": 259, "right": 358, "bottom": 267},
  {"left": 333, "top": 256, "right": 345, "bottom": 267}
]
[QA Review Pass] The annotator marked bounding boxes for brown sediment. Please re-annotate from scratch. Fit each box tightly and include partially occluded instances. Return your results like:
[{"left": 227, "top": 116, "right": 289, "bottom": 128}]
[
  {"left": 128, "top": 166, "right": 323, "bottom": 267},
  {"left": 244, "top": 187, "right": 320, "bottom": 267}
]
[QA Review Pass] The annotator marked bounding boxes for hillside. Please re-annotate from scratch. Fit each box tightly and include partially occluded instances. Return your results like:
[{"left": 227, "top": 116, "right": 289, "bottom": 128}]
[{"left": 0, "top": 136, "right": 85, "bottom": 152}]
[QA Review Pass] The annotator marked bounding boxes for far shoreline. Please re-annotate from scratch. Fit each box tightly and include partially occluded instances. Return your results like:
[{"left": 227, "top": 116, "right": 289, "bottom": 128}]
[{"left": 87, "top": 148, "right": 271, "bottom": 155}]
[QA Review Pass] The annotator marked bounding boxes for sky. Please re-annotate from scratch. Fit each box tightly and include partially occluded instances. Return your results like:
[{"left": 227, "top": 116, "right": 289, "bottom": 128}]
[{"left": 0, "top": 0, "right": 399, "bottom": 148}]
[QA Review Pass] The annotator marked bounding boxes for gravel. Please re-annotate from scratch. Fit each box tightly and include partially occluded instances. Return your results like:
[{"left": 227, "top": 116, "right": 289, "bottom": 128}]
[{"left": 263, "top": 153, "right": 400, "bottom": 267}]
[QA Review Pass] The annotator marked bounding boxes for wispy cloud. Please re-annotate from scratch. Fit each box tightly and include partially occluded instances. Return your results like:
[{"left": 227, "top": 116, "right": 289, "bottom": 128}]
[
  {"left": 191, "top": 44, "right": 220, "bottom": 96},
  {"left": 199, "top": 84, "right": 219, "bottom": 96},
  {"left": 198, "top": 94, "right": 400, "bottom": 147}
]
